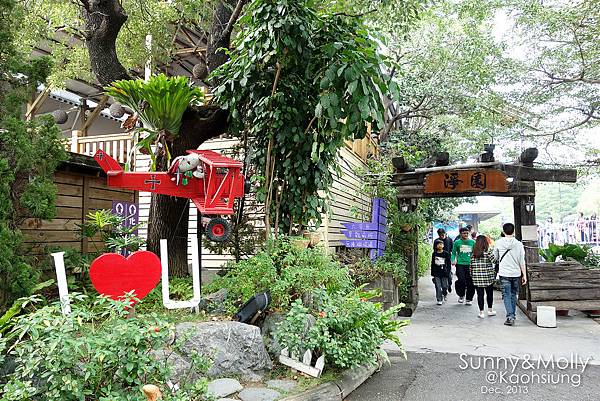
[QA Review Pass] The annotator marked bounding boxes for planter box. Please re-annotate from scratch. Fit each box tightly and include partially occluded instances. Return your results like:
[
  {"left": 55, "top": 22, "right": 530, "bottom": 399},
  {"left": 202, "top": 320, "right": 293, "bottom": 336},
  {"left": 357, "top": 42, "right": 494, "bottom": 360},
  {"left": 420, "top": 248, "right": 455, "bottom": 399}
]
[{"left": 364, "top": 273, "right": 400, "bottom": 314}]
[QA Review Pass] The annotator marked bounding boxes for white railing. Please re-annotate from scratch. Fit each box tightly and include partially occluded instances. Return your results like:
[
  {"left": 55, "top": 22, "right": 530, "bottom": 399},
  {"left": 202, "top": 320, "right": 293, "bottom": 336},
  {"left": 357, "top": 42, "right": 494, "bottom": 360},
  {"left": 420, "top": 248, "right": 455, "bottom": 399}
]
[
  {"left": 538, "top": 219, "right": 600, "bottom": 248},
  {"left": 69, "top": 130, "right": 135, "bottom": 166}
]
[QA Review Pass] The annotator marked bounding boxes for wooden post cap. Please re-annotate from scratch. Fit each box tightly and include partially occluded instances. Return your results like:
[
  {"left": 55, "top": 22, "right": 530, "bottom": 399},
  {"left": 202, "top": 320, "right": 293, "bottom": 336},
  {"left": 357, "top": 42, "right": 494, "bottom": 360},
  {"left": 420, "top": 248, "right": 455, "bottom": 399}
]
[{"left": 142, "top": 384, "right": 162, "bottom": 401}]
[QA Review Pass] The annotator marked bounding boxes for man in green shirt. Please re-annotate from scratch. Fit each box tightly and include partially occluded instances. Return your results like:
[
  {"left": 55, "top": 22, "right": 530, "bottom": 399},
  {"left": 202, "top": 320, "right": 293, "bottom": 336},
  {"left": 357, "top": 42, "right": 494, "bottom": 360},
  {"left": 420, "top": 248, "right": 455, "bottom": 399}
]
[{"left": 451, "top": 226, "right": 476, "bottom": 305}]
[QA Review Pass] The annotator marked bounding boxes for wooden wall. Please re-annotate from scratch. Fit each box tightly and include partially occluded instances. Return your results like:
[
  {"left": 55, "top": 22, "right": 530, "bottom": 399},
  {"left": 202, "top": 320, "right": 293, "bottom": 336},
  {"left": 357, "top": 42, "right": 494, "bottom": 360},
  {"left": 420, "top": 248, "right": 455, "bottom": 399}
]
[{"left": 20, "top": 170, "right": 136, "bottom": 256}]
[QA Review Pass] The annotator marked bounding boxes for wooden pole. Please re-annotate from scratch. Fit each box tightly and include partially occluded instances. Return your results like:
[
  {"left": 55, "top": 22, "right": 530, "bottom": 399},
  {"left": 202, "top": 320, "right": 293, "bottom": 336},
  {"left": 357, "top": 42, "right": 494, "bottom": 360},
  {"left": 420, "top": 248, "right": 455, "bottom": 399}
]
[{"left": 513, "top": 190, "right": 537, "bottom": 301}]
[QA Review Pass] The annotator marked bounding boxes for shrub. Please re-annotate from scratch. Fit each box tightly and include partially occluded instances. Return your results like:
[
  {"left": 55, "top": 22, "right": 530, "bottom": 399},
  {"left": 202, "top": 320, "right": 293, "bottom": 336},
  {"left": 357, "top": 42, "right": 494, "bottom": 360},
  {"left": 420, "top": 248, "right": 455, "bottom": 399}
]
[
  {"left": 0, "top": 295, "right": 209, "bottom": 401},
  {"left": 206, "top": 237, "right": 352, "bottom": 313},
  {"left": 274, "top": 288, "right": 408, "bottom": 369}
]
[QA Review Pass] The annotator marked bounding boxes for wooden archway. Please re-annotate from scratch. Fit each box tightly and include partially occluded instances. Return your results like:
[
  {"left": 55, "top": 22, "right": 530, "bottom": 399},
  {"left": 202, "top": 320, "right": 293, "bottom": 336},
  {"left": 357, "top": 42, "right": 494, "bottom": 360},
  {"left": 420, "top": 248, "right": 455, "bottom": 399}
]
[{"left": 392, "top": 148, "right": 578, "bottom": 314}]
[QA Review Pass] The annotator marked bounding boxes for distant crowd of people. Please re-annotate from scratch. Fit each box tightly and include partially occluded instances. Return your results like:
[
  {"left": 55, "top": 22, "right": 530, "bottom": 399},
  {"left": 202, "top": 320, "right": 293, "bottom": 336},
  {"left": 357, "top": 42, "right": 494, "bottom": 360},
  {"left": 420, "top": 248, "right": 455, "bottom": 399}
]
[
  {"left": 431, "top": 223, "right": 526, "bottom": 326},
  {"left": 538, "top": 213, "right": 599, "bottom": 248}
]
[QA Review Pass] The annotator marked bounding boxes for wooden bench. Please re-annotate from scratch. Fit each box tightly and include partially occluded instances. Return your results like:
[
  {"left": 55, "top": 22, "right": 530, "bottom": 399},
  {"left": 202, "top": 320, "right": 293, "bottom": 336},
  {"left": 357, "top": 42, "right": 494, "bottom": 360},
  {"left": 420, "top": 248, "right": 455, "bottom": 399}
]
[{"left": 518, "top": 262, "right": 600, "bottom": 323}]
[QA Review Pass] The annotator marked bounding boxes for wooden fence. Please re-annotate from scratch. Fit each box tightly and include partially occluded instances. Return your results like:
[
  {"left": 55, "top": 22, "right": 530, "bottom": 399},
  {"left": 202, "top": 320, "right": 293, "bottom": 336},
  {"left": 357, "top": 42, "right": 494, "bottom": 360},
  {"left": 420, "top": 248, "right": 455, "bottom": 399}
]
[{"left": 20, "top": 165, "right": 136, "bottom": 256}]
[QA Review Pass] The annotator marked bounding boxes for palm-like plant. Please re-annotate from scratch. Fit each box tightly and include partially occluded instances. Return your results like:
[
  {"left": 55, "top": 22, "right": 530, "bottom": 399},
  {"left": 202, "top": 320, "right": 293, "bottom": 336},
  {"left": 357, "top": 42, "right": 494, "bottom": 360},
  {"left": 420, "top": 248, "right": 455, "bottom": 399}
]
[{"left": 106, "top": 74, "right": 204, "bottom": 170}]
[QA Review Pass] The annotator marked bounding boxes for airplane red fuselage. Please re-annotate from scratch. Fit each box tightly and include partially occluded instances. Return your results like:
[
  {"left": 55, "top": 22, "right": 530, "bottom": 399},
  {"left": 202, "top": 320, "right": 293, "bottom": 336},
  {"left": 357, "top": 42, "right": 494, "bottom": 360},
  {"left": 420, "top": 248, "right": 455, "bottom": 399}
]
[{"left": 93, "top": 149, "right": 244, "bottom": 215}]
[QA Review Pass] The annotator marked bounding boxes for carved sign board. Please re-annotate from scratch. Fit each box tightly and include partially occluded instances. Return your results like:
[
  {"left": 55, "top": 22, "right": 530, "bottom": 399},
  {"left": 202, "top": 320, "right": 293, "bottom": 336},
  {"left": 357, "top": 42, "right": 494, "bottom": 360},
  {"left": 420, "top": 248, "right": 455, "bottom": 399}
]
[{"left": 424, "top": 169, "right": 508, "bottom": 194}]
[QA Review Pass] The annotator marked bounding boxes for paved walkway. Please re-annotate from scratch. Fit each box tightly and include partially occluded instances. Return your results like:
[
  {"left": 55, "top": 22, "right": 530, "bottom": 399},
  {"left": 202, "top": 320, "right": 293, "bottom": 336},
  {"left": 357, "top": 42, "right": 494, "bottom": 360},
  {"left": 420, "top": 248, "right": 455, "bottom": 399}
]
[
  {"left": 383, "top": 276, "right": 600, "bottom": 364},
  {"left": 347, "top": 276, "right": 600, "bottom": 401}
]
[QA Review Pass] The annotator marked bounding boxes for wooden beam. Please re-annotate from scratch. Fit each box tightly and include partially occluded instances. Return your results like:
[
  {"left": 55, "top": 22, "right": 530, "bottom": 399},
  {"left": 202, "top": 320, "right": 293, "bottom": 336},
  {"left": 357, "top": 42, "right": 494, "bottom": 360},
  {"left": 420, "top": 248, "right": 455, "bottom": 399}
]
[
  {"left": 81, "top": 95, "right": 109, "bottom": 133},
  {"left": 503, "top": 164, "right": 577, "bottom": 183},
  {"left": 174, "top": 46, "right": 207, "bottom": 56},
  {"left": 25, "top": 88, "right": 51, "bottom": 120},
  {"left": 396, "top": 180, "right": 535, "bottom": 199}
]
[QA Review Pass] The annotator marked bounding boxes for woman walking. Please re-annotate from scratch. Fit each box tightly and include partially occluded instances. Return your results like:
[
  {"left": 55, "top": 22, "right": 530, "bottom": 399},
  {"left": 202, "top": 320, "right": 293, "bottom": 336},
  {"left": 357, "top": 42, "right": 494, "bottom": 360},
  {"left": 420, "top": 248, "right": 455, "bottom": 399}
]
[{"left": 470, "top": 235, "right": 497, "bottom": 319}]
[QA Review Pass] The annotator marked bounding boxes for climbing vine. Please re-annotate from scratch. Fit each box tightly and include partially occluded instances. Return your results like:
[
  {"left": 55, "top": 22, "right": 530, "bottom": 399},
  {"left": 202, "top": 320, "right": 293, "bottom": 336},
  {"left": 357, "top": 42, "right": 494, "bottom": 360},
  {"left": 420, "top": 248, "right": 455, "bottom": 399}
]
[{"left": 213, "top": 0, "right": 395, "bottom": 235}]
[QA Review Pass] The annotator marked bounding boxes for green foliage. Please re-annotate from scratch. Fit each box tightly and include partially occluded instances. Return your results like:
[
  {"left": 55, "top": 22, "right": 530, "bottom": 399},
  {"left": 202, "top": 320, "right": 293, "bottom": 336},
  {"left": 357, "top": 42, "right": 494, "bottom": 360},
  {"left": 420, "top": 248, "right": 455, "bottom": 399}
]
[
  {"left": 106, "top": 74, "right": 203, "bottom": 135},
  {"left": 274, "top": 289, "right": 408, "bottom": 369},
  {"left": 78, "top": 209, "right": 146, "bottom": 254},
  {"left": 16, "top": 0, "right": 212, "bottom": 88},
  {"left": 106, "top": 74, "right": 204, "bottom": 169},
  {"left": 539, "top": 243, "right": 591, "bottom": 265},
  {"left": 417, "top": 241, "right": 432, "bottom": 278},
  {"left": 383, "top": 0, "right": 516, "bottom": 155},
  {"left": 0, "top": 294, "right": 210, "bottom": 401},
  {"left": 213, "top": 0, "right": 392, "bottom": 233},
  {"left": 507, "top": 0, "right": 600, "bottom": 139},
  {"left": 206, "top": 237, "right": 352, "bottom": 313}
]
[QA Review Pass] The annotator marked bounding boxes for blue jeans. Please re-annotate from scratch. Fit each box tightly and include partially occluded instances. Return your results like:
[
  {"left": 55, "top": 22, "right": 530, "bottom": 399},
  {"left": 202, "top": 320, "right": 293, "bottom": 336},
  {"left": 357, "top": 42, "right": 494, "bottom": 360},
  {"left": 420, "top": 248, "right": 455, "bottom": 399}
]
[{"left": 500, "top": 276, "right": 520, "bottom": 319}]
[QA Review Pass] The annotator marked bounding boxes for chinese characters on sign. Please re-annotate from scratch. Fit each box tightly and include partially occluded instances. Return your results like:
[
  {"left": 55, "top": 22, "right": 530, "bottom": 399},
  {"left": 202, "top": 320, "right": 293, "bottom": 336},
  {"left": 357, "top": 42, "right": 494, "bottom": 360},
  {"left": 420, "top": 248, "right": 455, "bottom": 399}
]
[
  {"left": 112, "top": 201, "right": 139, "bottom": 234},
  {"left": 341, "top": 198, "right": 388, "bottom": 260},
  {"left": 112, "top": 201, "right": 139, "bottom": 256},
  {"left": 425, "top": 170, "right": 508, "bottom": 194}
]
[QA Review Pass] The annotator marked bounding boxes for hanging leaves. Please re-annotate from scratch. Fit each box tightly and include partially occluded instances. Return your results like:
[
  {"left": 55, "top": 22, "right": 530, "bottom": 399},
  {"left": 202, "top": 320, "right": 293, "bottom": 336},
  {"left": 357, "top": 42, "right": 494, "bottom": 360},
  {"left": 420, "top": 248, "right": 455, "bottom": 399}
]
[{"left": 213, "top": 0, "right": 393, "bottom": 234}]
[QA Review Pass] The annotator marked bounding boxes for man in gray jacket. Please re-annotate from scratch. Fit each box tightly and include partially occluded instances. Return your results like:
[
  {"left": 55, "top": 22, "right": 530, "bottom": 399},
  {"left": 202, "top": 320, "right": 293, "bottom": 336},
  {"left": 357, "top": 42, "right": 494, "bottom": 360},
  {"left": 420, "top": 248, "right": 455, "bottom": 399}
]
[{"left": 494, "top": 223, "right": 527, "bottom": 326}]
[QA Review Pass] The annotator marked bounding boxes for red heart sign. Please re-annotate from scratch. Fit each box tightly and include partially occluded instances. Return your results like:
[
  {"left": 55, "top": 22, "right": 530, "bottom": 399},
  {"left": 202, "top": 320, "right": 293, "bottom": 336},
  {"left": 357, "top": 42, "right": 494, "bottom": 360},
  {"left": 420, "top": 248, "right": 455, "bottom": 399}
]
[{"left": 89, "top": 251, "right": 161, "bottom": 303}]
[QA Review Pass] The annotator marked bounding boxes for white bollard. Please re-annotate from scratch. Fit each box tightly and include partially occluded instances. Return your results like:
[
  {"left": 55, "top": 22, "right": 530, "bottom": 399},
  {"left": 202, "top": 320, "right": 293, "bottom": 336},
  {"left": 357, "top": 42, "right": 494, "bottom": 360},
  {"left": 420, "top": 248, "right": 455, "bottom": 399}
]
[
  {"left": 51, "top": 252, "right": 71, "bottom": 316},
  {"left": 537, "top": 305, "right": 557, "bottom": 328}
]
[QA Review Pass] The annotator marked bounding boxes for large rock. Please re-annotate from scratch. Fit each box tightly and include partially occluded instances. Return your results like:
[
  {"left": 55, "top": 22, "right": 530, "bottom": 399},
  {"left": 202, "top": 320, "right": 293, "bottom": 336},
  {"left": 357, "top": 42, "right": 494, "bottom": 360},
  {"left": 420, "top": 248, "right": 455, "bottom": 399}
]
[
  {"left": 150, "top": 349, "right": 195, "bottom": 384},
  {"left": 176, "top": 321, "right": 272, "bottom": 381}
]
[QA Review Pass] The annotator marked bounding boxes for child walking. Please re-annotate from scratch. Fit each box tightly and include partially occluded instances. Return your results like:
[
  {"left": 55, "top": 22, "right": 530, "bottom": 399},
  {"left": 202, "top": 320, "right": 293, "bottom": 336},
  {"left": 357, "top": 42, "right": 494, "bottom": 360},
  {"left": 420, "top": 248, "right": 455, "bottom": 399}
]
[
  {"left": 470, "top": 235, "right": 497, "bottom": 318},
  {"left": 431, "top": 239, "right": 451, "bottom": 305}
]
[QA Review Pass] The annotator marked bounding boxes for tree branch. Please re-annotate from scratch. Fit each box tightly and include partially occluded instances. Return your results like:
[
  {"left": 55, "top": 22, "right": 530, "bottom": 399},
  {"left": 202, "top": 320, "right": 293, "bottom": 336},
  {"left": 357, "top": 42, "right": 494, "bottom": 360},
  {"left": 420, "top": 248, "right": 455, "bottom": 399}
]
[{"left": 220, "top": 0, "right": 247, "bottom": 43}]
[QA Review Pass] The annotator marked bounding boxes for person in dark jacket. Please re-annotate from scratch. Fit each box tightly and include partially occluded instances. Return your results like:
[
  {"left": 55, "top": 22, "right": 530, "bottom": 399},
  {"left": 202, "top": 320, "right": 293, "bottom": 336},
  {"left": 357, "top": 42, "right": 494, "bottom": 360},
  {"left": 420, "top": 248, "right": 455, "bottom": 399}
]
[
  {"left": 435, "top": 228, "right": 453, "bottom": 253},
  {"left": 435, "top": 228, "right": 454, "bottom": 293},
  {"left": 431, "top": 239, "right": 451, "bottom": 305}
]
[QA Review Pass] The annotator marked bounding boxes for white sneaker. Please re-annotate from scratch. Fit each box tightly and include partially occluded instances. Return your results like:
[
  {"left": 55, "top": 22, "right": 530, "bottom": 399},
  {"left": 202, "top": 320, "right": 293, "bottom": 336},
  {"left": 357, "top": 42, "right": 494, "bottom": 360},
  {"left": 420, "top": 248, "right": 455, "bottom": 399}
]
[
  {"left": 458, "top": 297, "right": 464, "bottom": 303},
  {"left": 443, "top": 296, "right": 447, "bottom": 302},
  {"left": 437, "top": 301, "right": 443, "bottom": 305},
  {"left": 488, "top": 310, "right": 497, "bottom": 316},
  {"left": 465, "top": 300, "right": 473, "bottom": 305},
  {"left": 478, "top": 311, "right": 485, "bottom": 318}
]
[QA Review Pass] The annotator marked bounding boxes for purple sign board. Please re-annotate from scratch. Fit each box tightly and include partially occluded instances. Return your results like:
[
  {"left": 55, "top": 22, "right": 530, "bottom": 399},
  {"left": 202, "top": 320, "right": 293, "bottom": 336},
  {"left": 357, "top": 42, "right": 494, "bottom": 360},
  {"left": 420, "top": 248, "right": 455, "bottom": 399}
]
[
  {"left": 341, "top": 198, "right": 388, "bottom": 260},
  {"left": 112, "top": 201, "right": 139, "bottom": 235}
]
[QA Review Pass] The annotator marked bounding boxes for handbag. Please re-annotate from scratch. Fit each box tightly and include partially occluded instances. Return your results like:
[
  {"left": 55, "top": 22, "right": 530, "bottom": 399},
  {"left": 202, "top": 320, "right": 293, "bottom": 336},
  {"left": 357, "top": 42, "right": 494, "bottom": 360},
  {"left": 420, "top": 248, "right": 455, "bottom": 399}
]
[{"left": 495, "top": 248, "right": 512, "bottom": 274}]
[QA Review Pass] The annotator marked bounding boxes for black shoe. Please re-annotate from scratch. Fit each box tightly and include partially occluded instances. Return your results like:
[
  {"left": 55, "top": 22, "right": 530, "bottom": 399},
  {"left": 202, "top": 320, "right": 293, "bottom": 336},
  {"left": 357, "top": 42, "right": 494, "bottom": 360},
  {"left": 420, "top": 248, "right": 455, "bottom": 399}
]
[{"left": 504, "top": 318, "right": 515, "bottom": 326}]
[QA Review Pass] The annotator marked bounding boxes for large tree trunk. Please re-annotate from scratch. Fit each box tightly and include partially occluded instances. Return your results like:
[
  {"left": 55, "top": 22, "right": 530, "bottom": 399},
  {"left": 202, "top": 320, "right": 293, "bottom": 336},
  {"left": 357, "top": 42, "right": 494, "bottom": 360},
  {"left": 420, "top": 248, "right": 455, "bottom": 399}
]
[
  {"left": 82, "top": 0, "right": 130, "bottom": 85},
  {"left": 81, "top": 0, "right": 238, "bottom": 276},
  {"left": 146, "top": 106, "right": 229, "bottom": 276}
]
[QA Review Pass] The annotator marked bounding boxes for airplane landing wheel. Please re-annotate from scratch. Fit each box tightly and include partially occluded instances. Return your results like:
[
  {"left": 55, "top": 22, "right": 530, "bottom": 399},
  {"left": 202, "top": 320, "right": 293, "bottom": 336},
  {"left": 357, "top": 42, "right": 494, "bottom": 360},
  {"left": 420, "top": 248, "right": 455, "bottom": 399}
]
[{"left": 206, "top": 217, "right": 231, "bottom": 242}]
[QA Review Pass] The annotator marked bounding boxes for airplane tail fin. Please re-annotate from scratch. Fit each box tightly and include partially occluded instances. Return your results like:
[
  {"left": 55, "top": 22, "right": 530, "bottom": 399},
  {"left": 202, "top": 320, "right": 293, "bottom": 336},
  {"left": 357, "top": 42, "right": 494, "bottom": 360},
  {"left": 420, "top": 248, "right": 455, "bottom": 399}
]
[{"left": 94, "top": 149, "right": 123, "bottom": 176}]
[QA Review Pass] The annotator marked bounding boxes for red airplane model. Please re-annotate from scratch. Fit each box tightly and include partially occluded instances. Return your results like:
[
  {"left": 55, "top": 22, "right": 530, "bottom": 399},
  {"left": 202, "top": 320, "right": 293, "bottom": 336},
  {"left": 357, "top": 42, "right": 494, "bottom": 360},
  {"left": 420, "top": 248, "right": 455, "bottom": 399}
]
[{"left": 94, "top": 149, "right": 245, "bottom": 242}]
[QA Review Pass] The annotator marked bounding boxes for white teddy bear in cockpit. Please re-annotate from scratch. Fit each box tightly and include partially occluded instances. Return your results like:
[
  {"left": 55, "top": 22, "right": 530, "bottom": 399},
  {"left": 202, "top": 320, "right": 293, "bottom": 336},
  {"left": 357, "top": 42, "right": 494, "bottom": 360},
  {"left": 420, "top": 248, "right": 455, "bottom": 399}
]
[{"left": 167, "top": 153, "right": 204, "bottom": 185}]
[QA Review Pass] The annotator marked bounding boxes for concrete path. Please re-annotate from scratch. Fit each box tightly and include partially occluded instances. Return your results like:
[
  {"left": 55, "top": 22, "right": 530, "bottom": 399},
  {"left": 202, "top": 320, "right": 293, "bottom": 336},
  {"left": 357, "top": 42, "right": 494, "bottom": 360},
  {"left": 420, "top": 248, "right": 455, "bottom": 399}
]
[
  {"left": 348, "top": 351, "right": 600, "bottom": 401},
  {"left": 347, "top": 276, "right": 600, "bottom": 400},
  {"left": 383, "top": 276, "right": 600, "bottom": 365}
]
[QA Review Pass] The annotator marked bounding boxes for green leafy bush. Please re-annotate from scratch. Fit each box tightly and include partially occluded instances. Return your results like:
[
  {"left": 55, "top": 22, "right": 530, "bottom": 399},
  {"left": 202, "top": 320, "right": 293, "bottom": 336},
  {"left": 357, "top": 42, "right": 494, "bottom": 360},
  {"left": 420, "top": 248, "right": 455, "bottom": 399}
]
[
  {"left": 417, "top": 241, "right": 432, "bottom": 278},
  {"left": 274, "top": 288, "right": 408, "bottom": 369},
  {"left": 1, "top": 294, "right": 209, "bottom": 401},
  {"left": 206, "top": 238, "right": 352, "bottom": 313}
]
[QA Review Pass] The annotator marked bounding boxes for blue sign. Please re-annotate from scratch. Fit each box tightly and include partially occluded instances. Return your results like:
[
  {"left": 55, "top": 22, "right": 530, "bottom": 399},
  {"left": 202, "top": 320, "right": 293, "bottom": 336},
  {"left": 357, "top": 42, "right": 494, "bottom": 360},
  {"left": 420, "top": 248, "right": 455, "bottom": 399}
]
[{"left": 341, "top": 198, "right": 388, "bottom": 260}]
